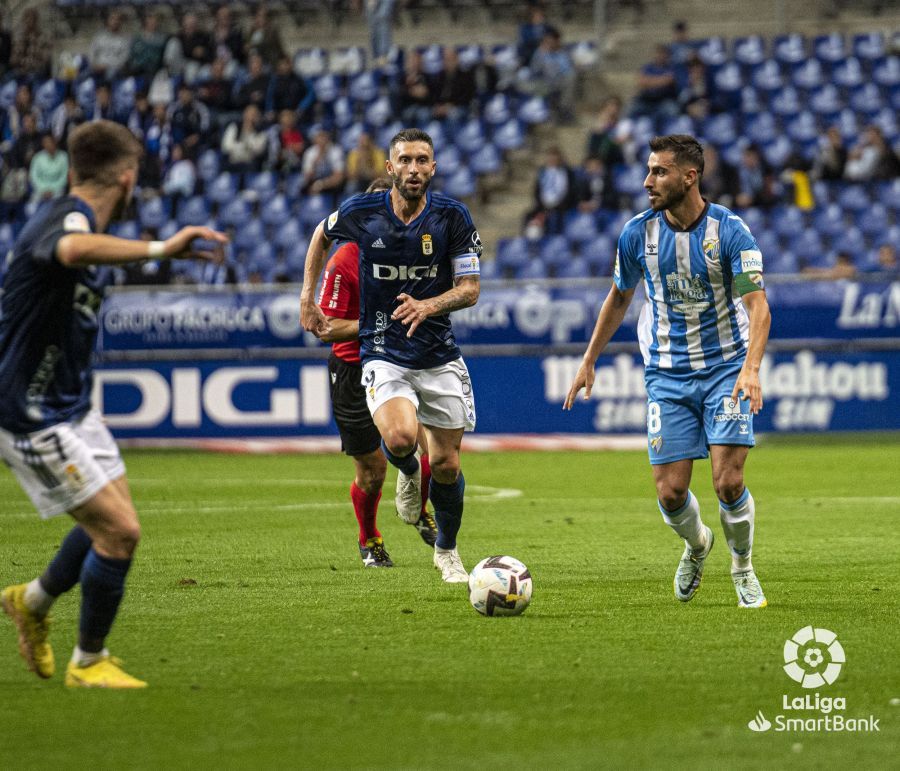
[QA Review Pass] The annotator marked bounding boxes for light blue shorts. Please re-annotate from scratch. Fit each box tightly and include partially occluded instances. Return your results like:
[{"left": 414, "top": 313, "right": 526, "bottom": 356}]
[{"left": 645, "top": 359, "right": 754, "bottom": 465}]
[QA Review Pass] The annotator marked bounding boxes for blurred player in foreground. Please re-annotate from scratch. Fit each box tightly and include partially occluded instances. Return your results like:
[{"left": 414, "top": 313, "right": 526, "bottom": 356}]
[
  {"left": 316, "top": 176, "right": 437, "bottom": 568},
  {"left": 301, "top": 128, "right": 481, "bottom": 583},
  {"left": 565, "top": 134, "right": 771, "bottom": 609},
  {"left": 0, "top": 121, "right": 227, "bottom": 687}
]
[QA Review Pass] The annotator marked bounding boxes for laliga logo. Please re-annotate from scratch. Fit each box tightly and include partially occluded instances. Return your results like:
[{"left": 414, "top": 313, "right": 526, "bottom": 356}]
[{"left": 783, "top": 626, "right": 845, "bottom": 688}]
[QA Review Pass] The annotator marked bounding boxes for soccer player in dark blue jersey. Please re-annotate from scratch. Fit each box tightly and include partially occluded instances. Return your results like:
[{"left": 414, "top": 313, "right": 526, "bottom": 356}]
[
  {"left": 301, "top": 128, "right": 481, "bottom": 583},
  {"left": 0, "top": 120, "right": 227, "bottom": 688}
]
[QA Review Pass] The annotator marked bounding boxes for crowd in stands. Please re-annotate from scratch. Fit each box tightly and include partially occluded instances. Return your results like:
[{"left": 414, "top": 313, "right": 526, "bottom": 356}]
[
  {"left": 517, "top": 21, "right": 900, "bottom": 281},
  {"left": 0, "top": 2, "right": 597, "bottom": 285}
]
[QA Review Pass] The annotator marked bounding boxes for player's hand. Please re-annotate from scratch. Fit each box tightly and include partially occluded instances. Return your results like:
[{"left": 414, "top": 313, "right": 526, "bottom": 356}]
[
  {"left": 563, "top": 359, "right": 596, "bottom": 410},
  {"left": 392, "top": 293, "right": 432, "bottom": 338},
  {"left": 300, "top": 297, "right": 329, "bottom": 337},
  {"left": 165, "top": 226, "right": 228, "bottom": 262},
  {"left": 731, "top": 366, "right": 763, "bottom": 414}
]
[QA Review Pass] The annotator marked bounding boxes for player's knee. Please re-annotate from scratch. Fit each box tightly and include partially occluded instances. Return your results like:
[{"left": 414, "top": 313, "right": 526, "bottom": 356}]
[
  {"left": 428, "top": 454, "right": 460, "bottom": 484},
  {"left": 381, "top": 427, "right": 417, "bottom": 458},
  {"left": 714, "top": 473, "right": 744, "bottom": 504},
  {"left": 656, "top": 480, "right": 689, "bottom": 511},
  {"left": 101, "top": 516, "right": 141, "bottom": 558}
]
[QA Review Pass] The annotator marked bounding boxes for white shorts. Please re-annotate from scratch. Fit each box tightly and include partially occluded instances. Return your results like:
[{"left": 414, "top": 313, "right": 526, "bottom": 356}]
[
  {"left": 0, "top": 409, "right": 126, "bottom": 519},
  {"left": 362, "top": 358, "right": 476, "bottom": 431}
]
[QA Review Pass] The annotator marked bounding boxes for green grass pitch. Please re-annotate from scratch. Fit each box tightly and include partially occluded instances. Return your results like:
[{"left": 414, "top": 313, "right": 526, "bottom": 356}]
[{"left": 1, "top": 439, "right": 897, "bottom": 769}]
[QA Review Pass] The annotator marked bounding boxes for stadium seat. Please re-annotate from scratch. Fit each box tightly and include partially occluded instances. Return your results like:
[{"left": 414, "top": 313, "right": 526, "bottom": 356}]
[
  {"left": 809, "top": 84, "right": 842, "bottom": 117},
  {"left": 419, "top": 45, "right": 444, "bottom": 76},
  {"left": 113, "top": 77, "right": 138, "bottom": 115},
  {"left": 697, "top": 37, "right": 728, "bottom": 67},
  {"left": 786, "top": 111, "right": 819, "bottom": 143},
  {"left": 246, "top": 171, "right": 278, "bottom": 201},
  {"left": 158, "top": 219, "right": 179, "bottom": 240},
  {"left": 873, "top": 56, "right": 900, "bottom": 88},
  {"left": 771, "top": 206, "right": 807, "bottom": 238},
  {"left": 483, "top": 93, "right": 511, "bottom": 127},
  {"left": 478, "top": 258, "right": 501, "bottom": 280},
  {"left": 753, "top": 230, "right": 781, "bottom": 259},
  {"left": 790, "top": 228, "right": 826, "bottom": 264},
  {"left": 746, "top": 112, "right": 778, "bottom": 144},
  {"left": 76, "top": 78, "right": 96, "bottom": 111},
  {"left": 837, "top": 185, "right": 872, "bottom": 213},
  {"left": 739, "top": 86, "right": 764, "bottom": 117},
  {"left": 138, "top": 196, "right": 168, "bottom": 231},
  {"left": 517, "top": 96, "right": 550, "bottom": 125},
  {"left": 614, "top": 165, "right": 647, "bottom": 198},
  {"left": 112, "top": 221, "right": 139, "bottom": 240},
  {"left": 365, "top": 96, "right": 393, "bottom": 128},
  {"left": 493, "top": 118, "right": 525, "bottom": 152},
  {"left": 423, "top": 120, "right": 447, "bottom": 147},
  {"left": 219, "top": 198, "right": 252, "bottom": 229},
  {"left": 833, "top": 57, "right": 865, "bottom": 89},
  {"left": 0, "top": 80, "right": 17, "bottom": 110},
  {"left": 490, "top": 44, "right": 520, "bottom": 78},
  {"left": 338, "top": 122, "right": 366, "bottom": 153},
  {"left": 540, "top": 235, "right": 571, "bottom": 269},
  {"left": 294, "top": 48, "right": 328, "bottom": 79},
  {"left": 856, "top": 202, "right": 890, "bottom": 238},
  {"left": 713, "top": 63, "right": 743, "bottom": 103},
  {"left": 454, "top": 119, "right": 486, "bottom": 155},
  {"left": 761, "top": 136, "right": 793, "bottom": 168},
  {"left": 261, "top": 194, "right": 292, "bottom": 228},
  {"left": 834, "top": 226, "right": 867, "bottom": 256},
  {"left": 853, "top": 32, "right": 885, "bottom": 63},
  {"left": 735, "top": 207, "right": 766, "bottom": 233},
  {"left": 771, "top": 86, "right": 801, "bottom": 119},
  {"left": 704, "top": 113, "right": 737, "bottom": 146},
  {"left": 556, "top": 257, "right": 590, "bottom": 279},
  {"left": 813, "top": 33, "right": 847, "bottom": 66},
  {"left": 456, "top": 45, "right": 483, "bottom": 70},
  {"left": 349, "top": 71, "right": 379, "bottom": 104},
  {"left": 496, "top": 237, "right": 530, "bottom": 270},
  {"left": 35, "top": 79, "right": 62, "bottom": 113},
  {"left": 443, "top": 168, "right": 476, "bottom": 199},
  {"left": 313, "top": 74, "right": 340, "bottom": 104},
  {"left": 298, "top": 194, "right": 331, "bottom": 229},
  {"left": 849, "top": 83, "right": 883, "bottom": 115},
  {"left": 764, "top": 249, "right": 798, "bottom": 274},
  {"left": 435, "top": 143, "right": 463, "bottom": 176},
  {"left": 569, "top": 41, "right": 599, "bottom": 70},
  {"left": 734, "top": 36, "right": 767, "bottom": 68},
  {"left": 751, "top": 60, "right": 784, "bottom": 93},
  {"left": 791, "top": 59, "right": 824, "bottom": 91},
  {"left": 197, "top": 149, "right": 220, "bottom": 184},
  {"left": 233, "top": 217, "right": 265, "bottom": 251},
  {"left": 332, "top": 96, "right": 354, "bottom": 129},
  {"left": 660, "top": 115, "right": 695, "bottom": 136},
  {"left": 470, "top": 143, "right": 502, "bottom": 175},
  {"left": 581, "top": 236, "right": 614, "bottom": 275},
  {"left": 516, "top": 260, "right": 548, "bottom": 280},
  {"left": 773, "top": 34, "right": 807, "bottom": 66},
  {"left": 177, "top": 196, "right": 210, "bottom": 227},
  {"left": 207, "top": 172, "right": 238, "bottom": 207},
  {"left": 564, "top": 211, "right": 598, "bottom": 245},
  {"left": 882, "top": 179, "right": 900, "bottom": 212},
  {"left": 814, "top": 204, "right": 849, "bottom": 239},
  {"left": 275, "top": 219, "right": 304, "bottom": 251},
  {"left": 329, "top": 47, "right": 366, "bottom": 77}
]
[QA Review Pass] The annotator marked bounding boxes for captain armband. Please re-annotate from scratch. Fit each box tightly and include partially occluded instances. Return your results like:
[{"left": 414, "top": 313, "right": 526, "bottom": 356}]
[
  {"left": 452, "top": 254, "right": 481, "bottom": 279},
  {"left": 734, "top": 271, "right": 765, "bottom": 295}
]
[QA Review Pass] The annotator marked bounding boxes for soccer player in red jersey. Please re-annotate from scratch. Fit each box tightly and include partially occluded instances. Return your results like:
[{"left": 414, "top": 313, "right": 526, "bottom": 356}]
[{"left": 316, "top": 178, "right": 436, "bottom": 567}]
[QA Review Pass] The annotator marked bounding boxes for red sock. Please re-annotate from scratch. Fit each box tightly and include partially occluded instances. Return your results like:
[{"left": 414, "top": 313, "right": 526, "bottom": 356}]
[
  {"left": 351, "top": 482, "right": 381, "bottom": 545},
  {"left": 420, "top": 454, "right": 432, "bottom": 515}
]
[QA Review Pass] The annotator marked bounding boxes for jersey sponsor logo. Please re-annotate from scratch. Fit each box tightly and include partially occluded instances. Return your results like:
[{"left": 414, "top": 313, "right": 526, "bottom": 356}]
[
  {"left": 371, "top": 237, "right": 386, "bottom": 248},
  {"left": 372, "top": 264, "right": 438, "bottom": 280},
  {"left": 715, "top": 397, "right": 746, "bottom": 423},
  {"left": 702, "top": 237, "right": 720, "bottom": 262},
  {"left": 666, "top": 272, "right": 710, "bottom": 313},
  {"left": 421, "top": 233, "right": 433, "bottom": 255},
  {"left": 327, "top": 211, "right": 338, "bottom": 230},
  {"left": 63, "top": 212, "right": 91, "bottom": 233},
  {"left": 471, "top": 231, "right": 483, "bottom": 255},
  {"left": 741, "top": 249, "right": 764, "bottom": 273}
]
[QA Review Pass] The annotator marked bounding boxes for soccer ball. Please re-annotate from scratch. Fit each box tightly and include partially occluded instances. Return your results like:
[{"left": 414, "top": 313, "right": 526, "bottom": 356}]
[{"left": 468, "top": 556, "right": 533, "bottom": 616}]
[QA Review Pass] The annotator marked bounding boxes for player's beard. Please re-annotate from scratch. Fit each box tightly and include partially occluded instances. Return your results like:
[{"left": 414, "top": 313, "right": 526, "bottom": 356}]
[
  {"left": 650, "top": 180, "right": 687, "bottom": 212},
  {"left": 391, "top": 172, "right": 432, "bottom": 201}
]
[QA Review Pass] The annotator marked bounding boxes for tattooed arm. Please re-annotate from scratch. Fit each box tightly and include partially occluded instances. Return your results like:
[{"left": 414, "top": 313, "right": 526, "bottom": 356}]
[{"left": 391, "top": 276, "right": 480, "bottom": 338}]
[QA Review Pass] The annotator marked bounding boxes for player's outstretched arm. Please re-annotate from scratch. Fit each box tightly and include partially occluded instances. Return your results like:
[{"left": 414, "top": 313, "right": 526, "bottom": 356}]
[
  {"left": 392, "top": 275, "right": 479, "bottom": 338},
  {"left": 563, "top": 284, "right": 635, "bottom": 410},
  {"left": 731, "top": 289, "right": 771, "bottom": 415},
  {"left": 56, "top": 226, "right": 228, "bottom": 268},
  {"left": 318, "top": 318, "right": 359, "bottom": 343},
  {"left": 299, "top": 220, "right": 331, "bottom": 336}
]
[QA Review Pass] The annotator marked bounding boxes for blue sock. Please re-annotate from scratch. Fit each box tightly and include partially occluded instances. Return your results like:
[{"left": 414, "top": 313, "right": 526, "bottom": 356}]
[
  {"left": 431, "top": 472, "right": 465, "bottom": 550},
  {"left": 381, "top": 439, "right": 419, "bottom": 475},
  {"left": 79, "top": 549, "right": 132, "bottom": 653},
  {"left": 39, "top": 525, "right": 93, "bottom": 597}
]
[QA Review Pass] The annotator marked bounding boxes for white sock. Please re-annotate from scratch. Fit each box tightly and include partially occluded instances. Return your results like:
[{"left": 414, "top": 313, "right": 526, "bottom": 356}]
[
  {"left": 23, "top": 579, "right": 54, "bottom": 617},
  {"left": 720, "top": 488, "right": 755, "bottom": 572},
  {"left": 659, "top": 491, "right": 707, "bottom": 552},
  {"left": 72, "top": 646, "right": 109, "bottom": 668}
]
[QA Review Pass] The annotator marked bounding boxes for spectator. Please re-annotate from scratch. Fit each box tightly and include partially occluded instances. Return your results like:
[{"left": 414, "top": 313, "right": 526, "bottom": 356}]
[
  {"left": 3, "top": 84, "right": 41, "bottom": 155},
  {"left": 199, "top": 58, "right": 239, "bottom": 128},
  {"left": 875, "top": 244, "right": 898, "bottom": 274},
  {"left": 11, "top": 113, "right": 42, "bottom": 171},
  {"left": 735, "top": 144, "right": 778, "bottom": 209},
  {"left": 802, "top": 251, "right": 857, "bottom": 280},
  {"left": 526, "top": 146, "right": 579, "bottom": 235},
  {"left": 630, "top": 44, "right": 679, "bottom": 119},
  {"left": 128, "top": 10, "right": 167, "bottom": 79},
  {"left": 429, "top": 48, "right": 476, "bottom": 123},
  {"left": 845, "top": 125, "right": 900, "bottom": 181},
  {"left": 345, "top": 131, "right": 386, "bottom": 193},
  {"left": 236, "top": 53, "right": 269, "bottom": 111},
  {"left": 577, "top": 156, "right": 617, "bottom": 212},
  {"left": 167, "top": 83, "right": 210, "bottom": 159},
  {"left": 519, "top": 27, "right": 576, "bottom": 123},
  {"left": 142, "top": 104, "right": 173, "bottom": 188},
  {"left": 127, "top": 91, "right": 154, "bottom": 141},
  {"left": 678, "top": 56, "right": 715, "bottom": 119},
  {"left": 813, "top": 126, "right": 847, "bottom": 181},
  {"left": 301, "top": 129, "right": 345, "bottom": 201},
  {"left": 0, "top": 10, "right": 12, "bottom": 78},
  {"left": 28, "top": 132, "right": 68, "bottom": 203},
  {"left": 89, "top": 83, "right": 119, "bottom": 123},
  {"left": 11, "top": 8, "right": 51, "bottom": 80},
  {"left": 669, "top": 20, "right": 693, "bottom": 68},
  {"left": 222, "top": 104, "right": 268, "bottom": 173},
  {"left": 701, "top": 144, "right": 739, "bottom": 208},
  {"left": 89, "top": 9, "right": 131, "bottom": 82},
  {"left": 397, "top": 50, "right": 432, "bottom": 125},
  {"left": 269, "top": 109, "right": 305, "bottom": 171},
  {"left": 585, "top": 96, "right": 625, "bottom": 168},
  {"left": 212, "top": 5, "right": 245, "bottom": 67},
  {"left": 171, "top": 12, "right": 214, "bottom": 83},
  {"left": 267, "top": 55, "right": 313, "bottom": 119},
  {"left": 246, "top": 6, "right": 285, "bottom": 68},
  {"left": 123, "top": 228, "right": 172, "bottom": 286},
  {"left": 50, "top": 92, "right": 86, "bottom": 146},
  {"left": 366, "top": 0, "right": 395, "bottom": 66},
  {"left": 517, "top": 4, "right": 550, "bottom": 65},
  {"left": 162, "top": 143, "right": 197, "bottom": 201}
]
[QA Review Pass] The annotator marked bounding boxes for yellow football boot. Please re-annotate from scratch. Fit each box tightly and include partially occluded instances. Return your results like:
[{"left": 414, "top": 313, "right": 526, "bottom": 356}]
[
  {"left": 1, "top": 583, "right": 54, "bottom": 679},
  {"left": 65, "top": 655, "right": 147, "bottom": 689}
]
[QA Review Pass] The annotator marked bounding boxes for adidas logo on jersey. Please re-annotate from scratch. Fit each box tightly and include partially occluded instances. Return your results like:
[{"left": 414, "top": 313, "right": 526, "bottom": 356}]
[{"left": 371, "top": 238, "right": 386, "bottom": 248}]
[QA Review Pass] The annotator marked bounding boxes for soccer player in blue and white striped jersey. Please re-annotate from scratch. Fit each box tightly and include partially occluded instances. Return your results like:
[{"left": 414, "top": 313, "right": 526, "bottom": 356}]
[{"left": 564, "top": 135, "right": 771, "bottom": 609}]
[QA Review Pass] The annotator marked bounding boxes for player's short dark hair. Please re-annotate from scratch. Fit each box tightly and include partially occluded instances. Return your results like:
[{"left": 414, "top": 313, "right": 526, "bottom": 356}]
[
  {"left": 366, "top": 177, "right": 392, "bottom": 193},
  {"left": 67, "top": 120, "right": 142, "bottom": 187},
  {"left": 389, "top": 128, "right": 434, "bottom": 154},
  {"left": 649, "top": 134, "right": 705, "bottom": 178}
]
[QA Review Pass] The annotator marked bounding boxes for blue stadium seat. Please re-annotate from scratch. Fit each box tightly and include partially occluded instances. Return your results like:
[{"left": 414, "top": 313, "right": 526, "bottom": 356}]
[
  {"left": 332, "top": 96, "right": 354, "bottom": 129},
  {"left": 493, "top": 119, "right": 525, "bottom": 152},
  {"left": 219, "top": 199, "right": 252, "bottom": 229},
  {"left": 746, "top": 112, "right": 778, "bottom": 144},
  {"left": 177, "top": 196, "right": 210, "bottom": 227},
  {"left": 246, "top": 171, "right": 278, "bottom": 201},
  {"left": 713, "top": 63, "right": 743, "bottom": 103},
  {"left": 853, "top": 33, "right": 885, "bottom": 63},
  {"left": 483, "top": 93, "right": 511, "bottom": 127},
  {"left": 112, "top": 221, "right": 139, "bottom": 240},
  {"left": 313, "top": 74, "right": 340, "bottom": 104},
  {"left": 882, "top": 179, "right": 900, "bottom": 212},
  {"left": 479, "top": 258, "right": 501, "bottom": 280},
  {"left": 349, "top": 71, "right": 379, "bottom": 103},
  {"left": 849, "top": 83, "right": 883, "bottom": 115},
  {"left": 275, "top": 219, "right": 304, "bottom": 251},
  {"left": 113, "top": 77, "right": 138, "bottom": 115},
  {"left": 735, "top": 207, "right": 766, "bottom": 233},
  {"left": 809, "top": 84, "right": 842, "bottom": 117},
  {"left": 197, "top": 149, "right": 220, "bottom": 184},
  {"left": 834, "top": 226, "right": 866, "bottom": 256},
  {"left": 556, "top": 257, "right": 590, "bottom": 279},
  {"left": 836, "top": 108, "right": 860, "bottom": 143},
  {"left": 761, "top": 136, "right": 793, "bottom": 168},
  {"left": 540, "top": 235, "right": 571, "bottom": 268},
  {"left": 813, "top": 33, "right": 847, "bottom": 66},
  {"left": 329, "top": 47, "right": 366, "bottom": 77},
  {"left": 443, "top": 168, "right": 476, "bottom": 199},
  {"left": 873, "top": 107, "right": 898, "bottom": 143},
  {"left": 786, "top": 111, "right": 819, "bottom": 143},
  {"left": 614, "top": 165, "right": 647, "bottom": 197},
  {"left": 233, "top": 217, "right": 265, "bottom": 251},
  {"left": 454, "top": 119, "right": 486, "bottom": 154},
  {"left": 660, "top": 115, "right": 695, "bottom": 136},
  {"left": 496, "top": 237, "right": 530, "bottom": 270},
  {"left": 581, "top": 236, "right": 614, "bottom": 275},
  {"left": 569, "top": 41, "right": 599, "bottom": 70},
  {"left": 837, "top": 185, "right": 872, "bottom": 213},
  {"left": 293, "top": 48, "right": 328, "bottom": 79},
  {"left": 423, "top": 120, "right": 447, "bottom": 147},
  {"left": 873, "top": 56, "right": 900, "bottom": 87},
  {"left": 764, "top": 249, "right": 798, "bottom": 274},
  {"left": 338, "top": 122, "right": 366, "bottom": 153},
  {"left": 365, "top": 96, "right": 393, "bottom": 128},
  {"left": 791, "top": 59, "right": 824, "bottom": 91},
  {"left": 158, "top": 219, "right": 179, "bottom": 240},
  {"left": 697, "top": 37, "right": 728, "bottom": 67},
  {"left": 516, "top": 260, "right": 548, "bottom": 280},
  {"left": 376, "top": 120, "right": 403, "bottom": 150},
  {"left": 771, "top": 86, "right": 801, "bottom": 119},
  {"left": 771, "top": 206, "right": 807, "bottom": 238},
  {"left": 564, "top": 211, "right": 598, "bottom": 245},
  {"left": 704, "top": 113, "right": 737, "bottom": 146},
  {"left": 739, "top": 86, "right": 763, "bottom": 117},
  {"left": 76, "top": 78, "right": 96, "bottom": 111},
  {"left": 833, "top": 57, "right": 865, "bottom": 89},
  {"left": 790, "top": 228, "right": 826, "bottom": 264},
  {"left": 457, "top": 45, "right": 483, "bottom": 69},
  {"left": 35, "top": 79, "right": 62, "bottom": 113},
  {"left": 491, "top": 44, "right": 520, "bottom": 78},
  {"left": 814, "top": 204, "right": 848, "bottom": 239},
  {"left": 298, "top": 194, "right": 331, "bottom": 229},
  {"left": 261, "top": 194, "right": 292, "bottom": 228},
  {"left": 517, "top": 97, "right": 550, "bottom": 125},
  {"left": 435, "top": 143, "right": 463, "bottom": 176},
  {"left": 856, "top": 202, "right": 890, "bottom": 238},
  {"left": 773, "top": 34, "right": 807, "bottom": 66},
  {"left": 207, "top": 172, "right": 237, "bottom": 206},
  {"left": 138, "top": 196, "right": 168, "bottom": 230},
  {"left": 751, "top": 60, "right": 783, "bottom": 93},
  {"left": 419, "top": 45, "right": 444, "bottom": 76},
  {"left": 753, "top": 230, "right": 780, "bottom": 259},
  {"left": 0, "top": 80, "right": 17, "bottom": 110},
  {"left": 734, "top": 36, "right": 767, "bottom": 68},
  {"left": 470, "top": 143, "right": 502, "bottom": 175},
  {"left": 284, "top": 241, "right": 307, "bottom": 276}
]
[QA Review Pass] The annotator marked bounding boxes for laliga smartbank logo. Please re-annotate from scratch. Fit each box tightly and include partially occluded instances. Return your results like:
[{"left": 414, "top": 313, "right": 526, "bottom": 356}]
[{"left": 746, "top": 627, "right": 881, "bottom": 734}]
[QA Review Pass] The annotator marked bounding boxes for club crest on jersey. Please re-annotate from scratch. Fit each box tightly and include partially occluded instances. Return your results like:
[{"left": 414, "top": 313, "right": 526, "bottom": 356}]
[
  {"left": 650, "top": 436, "right": 663, "bottom": 453},
  {"left": 327, "top": 211, "right": 338, "bottom": 230},
  {"left": 702, "top": 237, "right": 720, "bottom": 262},
  {"left": 421, "top": 234, "right": 433, "bottom": 255}
]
